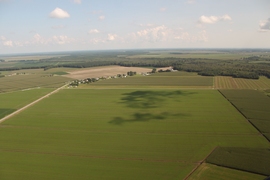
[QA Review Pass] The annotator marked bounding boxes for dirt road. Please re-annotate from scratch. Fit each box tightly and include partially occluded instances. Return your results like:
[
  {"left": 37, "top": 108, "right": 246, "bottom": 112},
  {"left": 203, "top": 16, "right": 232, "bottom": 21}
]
[{"left": 0, "top": 84, "right": 67, "bottom": 124}]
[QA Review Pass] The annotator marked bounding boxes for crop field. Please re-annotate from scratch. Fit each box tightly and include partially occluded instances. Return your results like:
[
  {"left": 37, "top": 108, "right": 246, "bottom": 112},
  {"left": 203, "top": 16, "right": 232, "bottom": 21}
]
[
  {"left": 0, "top": 74, "right": 71, "bottom": 92},
  {"left": 214, "top": 76, "right": 270, "bottom": 89},
  {"left": 0, "top": 88, "right": 53, "bottom": 119},
  {"left": 86, "top": 72, "right": 213, "bottom": 88},
  {"left": 205, "top": 147, "right": 270, "bottom": 176},
  {"left": 219, "top": 89, "right": 270, "bottom": 141},
  {"left": 188, "top": 163, "right": 267, "bottom": 180},
  {"left": 0, "top": 89, "right": 269, "bottom": 179}
]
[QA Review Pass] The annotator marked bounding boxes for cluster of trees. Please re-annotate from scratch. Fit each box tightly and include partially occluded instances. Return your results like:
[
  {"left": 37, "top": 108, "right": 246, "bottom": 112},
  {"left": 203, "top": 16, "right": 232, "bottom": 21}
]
[
  {"left": 173, "top": 61, "right": 270, "bottom": 79},
  {"left": 127, "top": 71, "right": 136, "bottom": 76},
  {"left": 151, "top": 68, "right": 172, "bottom": 73}
]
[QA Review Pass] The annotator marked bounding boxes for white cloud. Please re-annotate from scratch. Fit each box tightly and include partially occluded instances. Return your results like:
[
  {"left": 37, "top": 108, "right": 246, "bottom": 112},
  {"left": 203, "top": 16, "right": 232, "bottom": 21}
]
[
  {"left": 174, "top": 32, "right": 190, "bottom": 40},
  {"left": 49, "top": 8, "right": 70, "bottom": 19},
  {"left": 99, "top": 16, "right": 105, "bottom": 20},
  {"left": 160, "top": 7, "right": 167, "bottom": 12},
  {"left": 187, "top": 0, "right": 196, "bottom": 4},
  {"left": 125, "top": 25, "right": 208, "bottom": 45},
  {"left": 198, "top": 14, "right": 232, "bottom": 24},
  {"left": 197, "top": 30, "right": 208, "bottom": 42},
  {"left": 221, "top": 15, "right": 232, "bottom": 21},
  {"left": 174, "top": 30, "right": 208, "bottom": 42},
  {"left": 88, "top": 29, "right": 100, "bottom": 34},
  {"left": 107, "top": 34, "right": 117, "bottom": 41},
  {"left": 3, "top": 40, "right": 13, "bottom": 47},
  {"left": 52, "top": 35, "right": 73, "bottom": 44},
  {"left": 32, "top": 34, "right": 74, "bottom": 45},
  {"left": 136, "top": 25, "right": 171, "bottom": 42},
  {"left": 33, "top": 33, "right": 47, "bottom": 44},
  {"left": 259, "top": 18, "right": 270, "bottom": 31},
  {"left": 89, "top": 38, "right": 105, "bottom": 44},
  {"left": 73, "top": 0, "right": 81, "bottom": 4},
  {"left": 0, "top": 36, "right": 6, "bottom": 41}
]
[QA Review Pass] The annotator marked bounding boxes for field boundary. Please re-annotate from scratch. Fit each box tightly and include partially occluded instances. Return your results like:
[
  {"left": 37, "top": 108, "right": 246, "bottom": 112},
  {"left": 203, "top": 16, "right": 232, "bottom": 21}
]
[
  {"left": 184, "top": 146, "right": 219, "bottom": 180},
  {"left": 0, "top": 84, "right": 67, "bottom": 124},
  {"left": 217, "top": 90, "right": 269, "bottom": 142}
]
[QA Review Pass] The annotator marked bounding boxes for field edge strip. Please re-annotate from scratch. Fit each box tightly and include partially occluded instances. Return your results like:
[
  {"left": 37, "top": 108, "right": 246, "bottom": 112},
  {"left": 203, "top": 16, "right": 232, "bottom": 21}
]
[{"left": 183, "top": 146, "right": 219, "bottom": 180}]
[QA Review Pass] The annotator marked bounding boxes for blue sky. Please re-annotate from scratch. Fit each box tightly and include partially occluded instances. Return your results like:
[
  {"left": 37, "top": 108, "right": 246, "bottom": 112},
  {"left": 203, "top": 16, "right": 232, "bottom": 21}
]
[{"left": 0, "top": 0, "right": 270, "bottom": 54}]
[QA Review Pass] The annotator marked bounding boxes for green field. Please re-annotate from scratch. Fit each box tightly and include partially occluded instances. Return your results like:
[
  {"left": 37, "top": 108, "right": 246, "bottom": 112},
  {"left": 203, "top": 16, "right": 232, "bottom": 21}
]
[
  {"left": 0, "top": 88, "right": 54, "bottom": 119},
  {"left": 1, "top": 53, "right": 270, "bottom": 179},
  {"left": 0, "top": 74, "right": 71, "bottom": 92},
  {"left": 0, "top": 89, "right": 268, "bottom": 179}
]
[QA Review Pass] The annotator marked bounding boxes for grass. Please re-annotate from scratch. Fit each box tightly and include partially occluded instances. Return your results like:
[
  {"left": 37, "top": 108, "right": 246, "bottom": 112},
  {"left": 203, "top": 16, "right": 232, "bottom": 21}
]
[
  {"left": 0, "top": 89, "right": 268, "bottom": 179},
  {"left": 0, "top": 88, "right": 54, "bottom": 119},
  {"left": 205, "top": 147, "right": 270, "bottom": 176},
  {"left": 188, "top": 163, "right": 267, "bottom": 180},
  {"left": 0, "top": 74, "right": 71, "bottom": 92}
]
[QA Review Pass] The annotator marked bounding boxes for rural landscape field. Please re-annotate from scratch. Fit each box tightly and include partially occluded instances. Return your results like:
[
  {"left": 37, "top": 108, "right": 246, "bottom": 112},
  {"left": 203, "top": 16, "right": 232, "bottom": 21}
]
[{"left": 0, "top": 49, "right": 270, "bottom": 179}]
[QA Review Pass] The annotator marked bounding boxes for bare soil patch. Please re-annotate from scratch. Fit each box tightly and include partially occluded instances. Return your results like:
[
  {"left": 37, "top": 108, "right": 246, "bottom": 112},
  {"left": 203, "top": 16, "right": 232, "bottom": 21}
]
[{"left": 64, "top": 66, "right": 152, "bottom": 79}]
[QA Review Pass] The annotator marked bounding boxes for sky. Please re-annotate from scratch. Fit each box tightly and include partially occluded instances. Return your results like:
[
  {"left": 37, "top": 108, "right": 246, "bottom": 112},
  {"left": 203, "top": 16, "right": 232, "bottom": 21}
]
[{"left": 0, "top": 0, "right": 270, "bottom": 54}]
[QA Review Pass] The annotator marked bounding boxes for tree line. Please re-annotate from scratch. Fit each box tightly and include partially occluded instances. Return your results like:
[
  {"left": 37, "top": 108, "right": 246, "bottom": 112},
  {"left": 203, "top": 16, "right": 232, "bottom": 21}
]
[{"left": 1, "top": 56, "right": 270, "bottom": 80}]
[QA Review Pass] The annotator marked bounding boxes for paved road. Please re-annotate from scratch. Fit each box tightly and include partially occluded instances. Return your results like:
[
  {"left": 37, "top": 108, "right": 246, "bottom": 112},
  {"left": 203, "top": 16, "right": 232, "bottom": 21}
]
[{"left": 0, "top": 84, "right": 68, "bottom": 124}]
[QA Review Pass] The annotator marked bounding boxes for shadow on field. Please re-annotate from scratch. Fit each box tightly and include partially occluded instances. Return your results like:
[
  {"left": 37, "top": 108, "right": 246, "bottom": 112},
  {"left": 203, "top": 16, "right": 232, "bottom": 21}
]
[
  {"left": 109, "top": 112, "right": 188, "bottom": 125},
  {"left": 119, "top": 90, "right": 196, "bottom": 109},
  {"left": 109, "top": 90, "right": 193, "bottom": 125},
  {"left": 0, "top": 109, "right": 16, "bottom": 119}
]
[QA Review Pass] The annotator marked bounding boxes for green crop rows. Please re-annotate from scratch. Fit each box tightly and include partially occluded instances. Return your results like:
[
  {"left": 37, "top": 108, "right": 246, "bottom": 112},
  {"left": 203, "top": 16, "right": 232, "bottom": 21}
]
[
  {"left": 219, "top": 89, "right": 270, "bottom": 141},
  {"left": 206, "top": 147, "right": 270, "bottom": 176},
  {"left": 0, "top": 89, "right": 268, "bottom": 179}
]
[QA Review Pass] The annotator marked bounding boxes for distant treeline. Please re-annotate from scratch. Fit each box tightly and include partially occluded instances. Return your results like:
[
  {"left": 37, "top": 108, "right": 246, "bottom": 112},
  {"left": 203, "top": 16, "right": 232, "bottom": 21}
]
[{"left": 1, "top": 56, "right": 270, "bottom": 80}]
